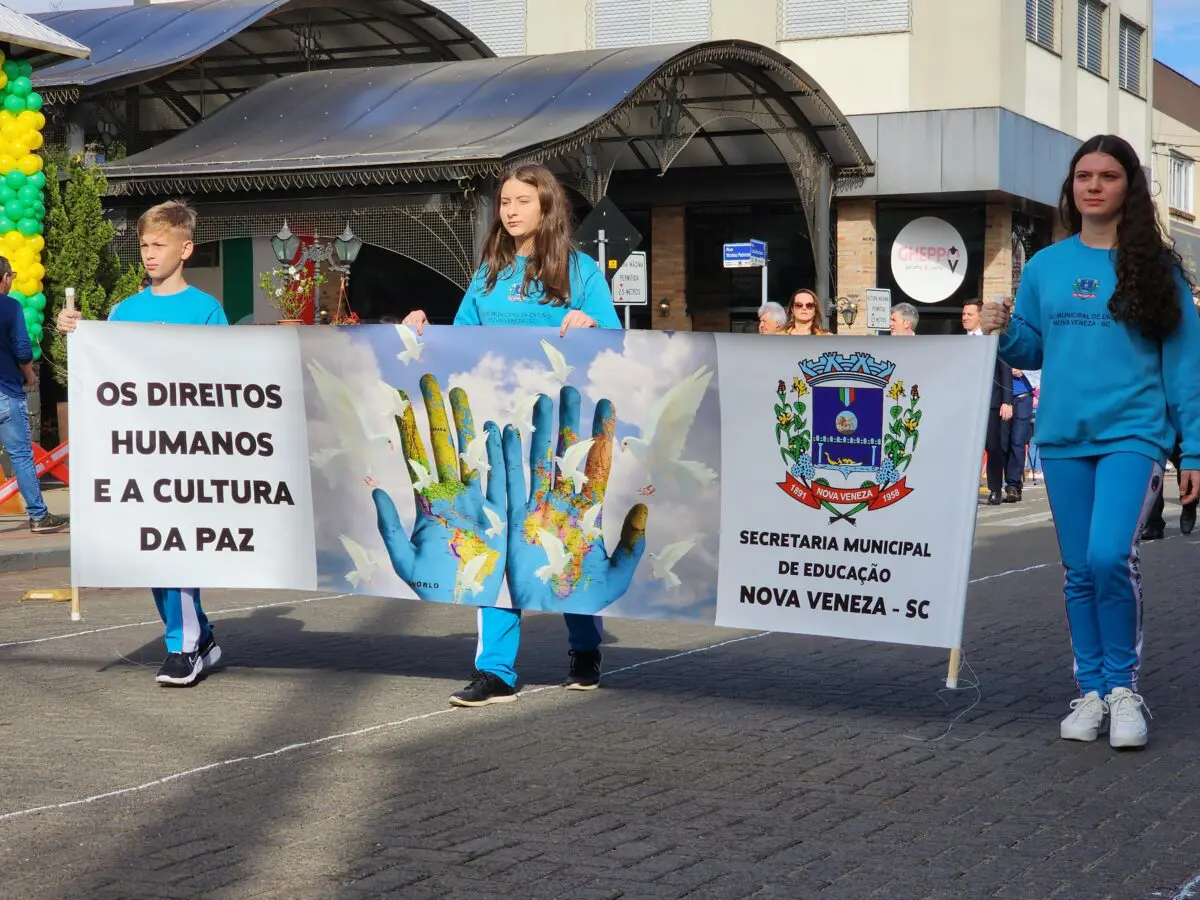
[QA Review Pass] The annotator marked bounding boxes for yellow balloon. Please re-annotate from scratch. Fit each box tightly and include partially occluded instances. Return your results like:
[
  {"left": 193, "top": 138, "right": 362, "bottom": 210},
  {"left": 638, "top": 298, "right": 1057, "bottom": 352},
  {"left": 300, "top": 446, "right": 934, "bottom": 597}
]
[
  {"left": 32, "top": 112, "right": 44, "bottom": 131},
  {"left": 0, "top": 74, "right": 7, "bottom": 93},
  {"left": 16, "top": 111, "right": 35, "bottom": 128},
  {"left": 17, "top": 154, "right": 41, "bottom": 176},
  {"left": 30, "top": 235, "right": 43, "bottom": 252},
  {"left": 28, "top": 131, "right": 42, "bottom": 151},
  {"left": 0, "top": 50, "right": 6, "bottom": 65},
  {"left": 29, "top": 263, "right": 44, "bottom": 281},
  {"left": 8, "top": 139, "right": 28, "bottom": 157},
  {"left": 0, "top": 154, "right": 14, "bottom": 173}
]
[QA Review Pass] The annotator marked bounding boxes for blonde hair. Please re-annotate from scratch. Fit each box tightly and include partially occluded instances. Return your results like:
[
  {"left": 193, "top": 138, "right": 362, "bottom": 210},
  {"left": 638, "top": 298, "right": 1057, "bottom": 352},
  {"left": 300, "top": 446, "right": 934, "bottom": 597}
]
[{"left": 137, "top": 199, "right": 197, "bottom": 240}]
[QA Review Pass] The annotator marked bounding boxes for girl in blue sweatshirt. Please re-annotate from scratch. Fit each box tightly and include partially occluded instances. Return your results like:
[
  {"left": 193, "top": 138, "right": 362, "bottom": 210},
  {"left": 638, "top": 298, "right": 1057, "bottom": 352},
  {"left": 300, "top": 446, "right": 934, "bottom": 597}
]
[{"left": 982, "top": 135, "right": 1200, "bottom": 749}]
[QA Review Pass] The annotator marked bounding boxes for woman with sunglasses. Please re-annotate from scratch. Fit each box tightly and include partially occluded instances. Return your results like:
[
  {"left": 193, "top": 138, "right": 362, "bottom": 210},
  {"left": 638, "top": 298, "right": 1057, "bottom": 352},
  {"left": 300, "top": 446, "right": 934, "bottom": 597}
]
[{"left": 782, "top": 288, "right": 829, "bottom": 335}]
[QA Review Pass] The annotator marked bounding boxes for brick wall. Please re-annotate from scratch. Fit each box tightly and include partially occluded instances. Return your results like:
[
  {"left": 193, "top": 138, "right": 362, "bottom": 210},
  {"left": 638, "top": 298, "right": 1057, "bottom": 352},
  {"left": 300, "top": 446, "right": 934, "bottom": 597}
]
[
  {"left": 982, "top": 203, "right": 1013, "bottom": 301},
  {"left": 692, "top": 310, "right": 731, "bottom": 332},
  {"left": 650, "top": 206, "right": 691, "bottom": 331},
  {"left": 833, "top": 198, "right": 877, "bottom": 334}
]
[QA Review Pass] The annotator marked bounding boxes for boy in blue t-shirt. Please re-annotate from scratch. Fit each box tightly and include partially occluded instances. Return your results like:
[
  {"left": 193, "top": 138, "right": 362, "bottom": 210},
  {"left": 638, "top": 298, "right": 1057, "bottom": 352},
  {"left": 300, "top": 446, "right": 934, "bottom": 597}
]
[{"left": 57, "top": 200, "right": 228, "bottom": 687}]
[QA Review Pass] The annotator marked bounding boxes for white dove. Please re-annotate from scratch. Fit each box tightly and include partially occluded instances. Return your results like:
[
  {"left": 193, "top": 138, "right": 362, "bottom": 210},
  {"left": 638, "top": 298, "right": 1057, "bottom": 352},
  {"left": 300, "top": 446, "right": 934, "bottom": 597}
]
[
  {"left": 307, "top": 361, "right": 394, "bottom": 454},
  {"left": 540, "top": 339, "right": 573, "bottom": 384},
  {"left": 649, "top": 540, "right": 696, "bottom": 590},
  {"left": 580, "top": 502, "right": 603, "bottom": 541},
  {"left": 459, "top": 434, "right": 491, "bottom": 475},
  {"left": 339, "top": 535, "right": 382, "bottom": 588},
  {"left": 377, "top": 380, "right": 410, "bottom": 418},
  {"left": 408, "top": 457, "right": 435, "bottom": 493},
  {"left": 483, "top": 506, "right": 506, "bottom": 539},
  {"left": 620, "top": 366, "right": 718, "bottom": 495},
  {"left": 395, "top": 323, "right": 425, "bottom": 365},
  {"left": 309, "top": 446, "right": 347, "bottom": 471},
  {"left": 555, "top": 437, "right": 595, "bottom": 494},
  {"left": 508, "top": 394, "right": 539, "bottom": 434},
  {"left": 454, "top": 553, "right": 490, "bottom": 603},
  {"left": 534, "top": 529, "right": 570, "bottom": 583}
]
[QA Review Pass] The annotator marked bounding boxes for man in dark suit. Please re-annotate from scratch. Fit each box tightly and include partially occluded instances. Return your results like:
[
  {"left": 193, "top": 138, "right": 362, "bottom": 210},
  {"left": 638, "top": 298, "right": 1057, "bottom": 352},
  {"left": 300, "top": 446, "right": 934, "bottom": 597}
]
[{"left": 963, "top": 299, "right": 1013, "bottom": 505}]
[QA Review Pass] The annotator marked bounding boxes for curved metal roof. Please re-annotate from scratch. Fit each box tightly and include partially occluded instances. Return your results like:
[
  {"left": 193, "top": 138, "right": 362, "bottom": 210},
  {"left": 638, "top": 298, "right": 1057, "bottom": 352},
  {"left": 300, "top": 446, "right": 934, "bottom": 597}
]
[
  {"left": 102, "top": 40, "right": 873, "bottom": 195},
  {"left": 0, "top": 4, "right": 89, "bottom": 62},
  {"left": 27, "top": 0, "right": 490, "bottom": 98}
]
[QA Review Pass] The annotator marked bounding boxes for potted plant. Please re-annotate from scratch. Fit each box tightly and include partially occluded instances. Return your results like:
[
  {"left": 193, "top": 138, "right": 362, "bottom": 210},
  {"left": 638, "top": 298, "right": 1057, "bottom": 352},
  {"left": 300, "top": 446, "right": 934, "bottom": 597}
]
[{"left": 259, "top": 265, "right": 325, "bottom": 324}]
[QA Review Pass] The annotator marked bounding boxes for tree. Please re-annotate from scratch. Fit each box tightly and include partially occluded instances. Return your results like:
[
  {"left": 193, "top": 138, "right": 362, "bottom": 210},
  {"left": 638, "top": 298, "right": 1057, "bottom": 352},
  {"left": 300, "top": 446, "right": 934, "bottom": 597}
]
[{"left": 43, "top": 149, "right": 144, "bottom": 387}]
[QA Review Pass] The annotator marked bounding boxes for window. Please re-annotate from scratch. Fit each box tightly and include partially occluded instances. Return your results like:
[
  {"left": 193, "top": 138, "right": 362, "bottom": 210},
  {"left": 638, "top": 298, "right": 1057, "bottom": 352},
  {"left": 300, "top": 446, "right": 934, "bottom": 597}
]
[
  {"left": 430, "top": 0, "right": 526, "bottom": 55},
  {"left": 1117, "top": 17, "right": 1144, "bottom": 95},
  {"left": 1170, "top": 153, "right": 1195, "bottom": 216},
  {"left": 1077, "top": 0, "right": 1105, "bottom": 76},
  {"left": 779, "top": 0, "right": 910, "bottom": 41},
  {"left": 592, "top": 0, "right": 710, "bottom": 49},
  {"left": 1025, "top": 0, "right": 1055, "bottom": 51}
]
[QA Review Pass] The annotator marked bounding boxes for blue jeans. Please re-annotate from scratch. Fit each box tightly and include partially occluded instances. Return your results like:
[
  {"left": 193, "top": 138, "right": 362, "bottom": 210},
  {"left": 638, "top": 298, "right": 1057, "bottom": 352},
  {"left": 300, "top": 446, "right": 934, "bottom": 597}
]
[
  {"left": 0, "top": 393, "right": 46, "bottom": 520},
  {"left": 1043, "top": 453, "right": 1161, "bottom": 696}
]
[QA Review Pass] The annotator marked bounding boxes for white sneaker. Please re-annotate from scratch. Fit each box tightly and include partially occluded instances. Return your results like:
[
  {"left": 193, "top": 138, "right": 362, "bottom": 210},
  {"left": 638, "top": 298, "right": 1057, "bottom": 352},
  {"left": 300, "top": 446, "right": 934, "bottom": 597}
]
[
  {"left": 1060, "top": 691, "right": 1108, "bottom": 741},
  {"left": 1105, "top": 687, "right": 1150, "bottom": 749}
]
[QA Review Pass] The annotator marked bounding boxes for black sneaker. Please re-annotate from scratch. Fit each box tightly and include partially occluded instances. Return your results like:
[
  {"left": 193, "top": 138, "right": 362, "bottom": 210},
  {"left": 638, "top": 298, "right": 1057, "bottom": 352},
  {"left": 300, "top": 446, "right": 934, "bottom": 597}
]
[
  {"left": 1141, "top": 524, "right": 1165, "bottom": 542},
  {"left": 449, "top": 670, "right": 517, "bottom": 707},
  {"left": 564, "top": 650, "right": 602, "bottom": 691},
  {"left": 987, "top": 492, "right": 1003, "bottom": 506},
  {"left": 29, "top": 512, "right": 68, "bottom": 534},
  {"left": 156, "top": 632, "right": 222, "bottom": 687},
  {"left": 1003, "top": 487, "right": 1021, "bottom": 503},
  {"left": 1182, "top": 506, "right": 1196, "bottom": 536}
]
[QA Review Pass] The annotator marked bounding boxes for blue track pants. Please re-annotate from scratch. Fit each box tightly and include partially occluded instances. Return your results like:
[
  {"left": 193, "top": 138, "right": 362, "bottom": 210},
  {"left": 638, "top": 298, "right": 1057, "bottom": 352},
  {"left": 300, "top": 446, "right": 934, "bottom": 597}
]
[
  {"left": 475, "top": 606, "right": 603, "bottom": 688},
  {"left": 1042, "top": 453, "right": 1162, "bottom": 696},
  {"left": 152, "top": 588, "right": 212, "bottom": 654}
]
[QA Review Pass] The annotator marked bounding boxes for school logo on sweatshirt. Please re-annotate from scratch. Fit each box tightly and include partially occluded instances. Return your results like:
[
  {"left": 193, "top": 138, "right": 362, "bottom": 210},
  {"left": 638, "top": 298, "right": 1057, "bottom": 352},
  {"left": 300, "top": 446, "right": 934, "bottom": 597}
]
[
  {"left": 1071, "top": 277, "right": 1100, "bottom": 300},
  {"left": 774, "top": 352, "right": 919, "bottom": 526}
]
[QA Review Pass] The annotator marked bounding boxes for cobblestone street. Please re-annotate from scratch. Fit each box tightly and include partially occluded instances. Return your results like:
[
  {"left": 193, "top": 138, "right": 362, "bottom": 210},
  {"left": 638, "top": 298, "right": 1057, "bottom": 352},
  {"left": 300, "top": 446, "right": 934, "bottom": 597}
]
[{"left": 0, "top": 484, "right": 1198, "bottom": 899}]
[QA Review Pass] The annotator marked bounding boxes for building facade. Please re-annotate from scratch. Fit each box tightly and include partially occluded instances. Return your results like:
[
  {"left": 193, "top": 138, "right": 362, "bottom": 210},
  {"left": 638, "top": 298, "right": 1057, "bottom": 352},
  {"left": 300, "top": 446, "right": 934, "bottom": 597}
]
[
  {"left": 1151, "top": 61, "right": 1200, "bottom": 284},
  {"left": 453, "top": 0, "right": 1154, "bottom": 333}
]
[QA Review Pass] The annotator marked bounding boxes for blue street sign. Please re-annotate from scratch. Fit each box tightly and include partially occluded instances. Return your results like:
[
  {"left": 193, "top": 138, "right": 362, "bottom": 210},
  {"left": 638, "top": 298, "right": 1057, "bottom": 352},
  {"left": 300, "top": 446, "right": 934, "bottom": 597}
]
[{"left": 723, "top": 240, "right": 767, "bottom": 268}]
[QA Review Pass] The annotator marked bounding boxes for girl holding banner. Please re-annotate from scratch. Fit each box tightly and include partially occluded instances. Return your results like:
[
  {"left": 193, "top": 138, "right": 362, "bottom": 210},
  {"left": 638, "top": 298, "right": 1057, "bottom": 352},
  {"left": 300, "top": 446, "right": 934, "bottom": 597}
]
[
  {"left": 981, "top": 135, "right": 1200, "bottom": 749},
  {"left": 400, "top": 164, "right": 625, "bottom": 708}
]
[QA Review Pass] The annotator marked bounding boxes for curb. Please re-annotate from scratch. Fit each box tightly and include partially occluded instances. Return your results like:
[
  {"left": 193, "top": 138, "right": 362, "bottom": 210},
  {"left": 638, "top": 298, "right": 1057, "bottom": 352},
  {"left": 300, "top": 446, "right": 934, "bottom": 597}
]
[{"left": 0, "top": 546, "right": 70, "bottom": 573}]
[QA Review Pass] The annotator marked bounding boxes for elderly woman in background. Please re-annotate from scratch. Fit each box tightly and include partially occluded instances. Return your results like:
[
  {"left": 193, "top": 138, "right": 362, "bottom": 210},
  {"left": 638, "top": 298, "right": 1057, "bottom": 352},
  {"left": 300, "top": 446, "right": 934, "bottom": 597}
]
[{"left": 757, "top": 302, "right": 788, "bottom": 334}]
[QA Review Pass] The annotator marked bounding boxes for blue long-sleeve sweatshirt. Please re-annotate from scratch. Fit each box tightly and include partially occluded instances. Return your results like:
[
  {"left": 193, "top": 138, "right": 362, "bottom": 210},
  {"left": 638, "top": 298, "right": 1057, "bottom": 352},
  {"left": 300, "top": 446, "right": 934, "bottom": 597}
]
[
  {"left": 0, "top": 293, "right": 31, "bottom": 401},
  {"left": 999, "top": 234, "right": 1200, "bottom": 469}
]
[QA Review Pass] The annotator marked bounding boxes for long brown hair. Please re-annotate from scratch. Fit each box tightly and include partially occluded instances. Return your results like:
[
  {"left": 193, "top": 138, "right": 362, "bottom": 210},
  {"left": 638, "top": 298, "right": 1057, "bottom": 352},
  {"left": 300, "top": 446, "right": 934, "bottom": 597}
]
[
  {"left": 480, "top": 164, "right": 574, "bottom": 306},
  {"left": 784, "top": 289, "right": 828, "bottom": 335}
]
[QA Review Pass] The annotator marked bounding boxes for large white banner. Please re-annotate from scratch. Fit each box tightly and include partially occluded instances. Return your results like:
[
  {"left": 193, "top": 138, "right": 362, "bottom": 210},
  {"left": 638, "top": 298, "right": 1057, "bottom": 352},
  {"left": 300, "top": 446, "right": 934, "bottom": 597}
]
[{"left": 68, "top": 323, "right": 995, "bottom": 650}]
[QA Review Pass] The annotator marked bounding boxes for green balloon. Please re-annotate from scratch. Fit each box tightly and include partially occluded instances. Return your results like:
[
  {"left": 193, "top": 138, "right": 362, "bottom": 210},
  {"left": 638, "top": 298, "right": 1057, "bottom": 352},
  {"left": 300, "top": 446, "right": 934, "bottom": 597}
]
[
  {"left": 9, "top": 76, "right": 30, "bottom": 99},
  {"left": 5, "top": 171, "right": 25, "bottom": 191},
  {"left": 1, "top": 60, "right": 18, "bottom": 81},
  {"left": 27, "top": 171, "right": 44, "bottom": 190},
  {"left": 3, "top": 95, "right": 24, "bottom": 115},
  {"left": 33, "top": 207, "right": 44, "bottom": 221},
  {"left": 16, "top": 60, "right": 32, "bottom": 79},
  {"left": 10, "top": 289, "right": 25, "bottom": 303},
  {"left": 0, "top": 218, "right": 14, "bottom": 235},
  {"left": 24, "top": 92, "right": 42, "bottom": 114},
  {"left": 31, "top": 345, "right": 40, "bottom": 361},
  {"left": 16, "top": 184, "right": 37, "bottom": 205},
  {"left": 29, "top": 292, "right": 44, "bottom": 311},
  {"left": 22, "top": 306, "right": 36, "bottom": 327},
  {"left": 0, "top": 186, "right": 15, "bottom": 205},
  {"left": 17, "top": 218, "right": 37, "bottom": 237},
  {"left": 3, "top": 199, "right": 21, "bottom": 221}
]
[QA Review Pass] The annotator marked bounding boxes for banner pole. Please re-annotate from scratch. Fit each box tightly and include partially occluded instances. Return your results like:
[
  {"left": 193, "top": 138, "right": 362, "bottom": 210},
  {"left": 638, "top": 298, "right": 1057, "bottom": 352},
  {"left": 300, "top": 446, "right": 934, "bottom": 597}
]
[
  {"left": 66, "top": 287, "right": 80, "bottom": 622},
  {"left": 946, "top": 648, "right": 962, "bottom": 689}
]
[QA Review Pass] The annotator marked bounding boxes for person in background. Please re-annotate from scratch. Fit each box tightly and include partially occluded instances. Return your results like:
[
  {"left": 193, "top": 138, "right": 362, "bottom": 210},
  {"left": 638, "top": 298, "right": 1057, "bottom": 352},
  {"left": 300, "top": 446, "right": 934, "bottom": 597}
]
[
  {"left": 781, "top": 289, "right": 829, "bottom": 335},
  {"left": 0, "top": 257, "right": 67, "bottom": 534},
  {"left": 980, "top": 134, "right": 1200, "bottom": 750},
  {"left": 1004, "top": 367, "right": 1035, "bottom": 502},
  {"left": 965, "top": 299, "right": 1014, "bottom": 505},
  {"left": 890, "top": 302, "right": 918, "bottom": 335},
  {"left": 757, "top": 302, "right": 787, "bottom": 334}
]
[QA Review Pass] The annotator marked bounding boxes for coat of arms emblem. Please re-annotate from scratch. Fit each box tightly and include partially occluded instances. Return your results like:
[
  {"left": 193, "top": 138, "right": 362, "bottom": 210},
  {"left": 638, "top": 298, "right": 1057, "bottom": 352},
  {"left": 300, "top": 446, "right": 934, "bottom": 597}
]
[{"left": 775, "top": 351, "right": 921, "bottom": 525}]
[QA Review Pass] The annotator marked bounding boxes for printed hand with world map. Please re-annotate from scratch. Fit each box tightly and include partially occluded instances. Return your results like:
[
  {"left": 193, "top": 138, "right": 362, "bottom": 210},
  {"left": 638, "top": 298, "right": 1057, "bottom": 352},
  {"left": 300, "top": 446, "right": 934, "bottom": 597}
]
[
  {"left": 371, "top": 375, "right": 508, "bottom": 606},
  {"left": 502, "top": 386, "right": 649, "bottom": 613},
  {"left": 371, "top": 374, "right": 647, "bottom": 613}
]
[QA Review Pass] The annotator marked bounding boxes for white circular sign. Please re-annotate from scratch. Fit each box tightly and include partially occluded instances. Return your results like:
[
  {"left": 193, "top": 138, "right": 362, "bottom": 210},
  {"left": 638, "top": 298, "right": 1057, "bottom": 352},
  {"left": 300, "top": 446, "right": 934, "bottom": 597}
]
[{"left": 890, "top": 216, "right": 968, "bottom": 304}]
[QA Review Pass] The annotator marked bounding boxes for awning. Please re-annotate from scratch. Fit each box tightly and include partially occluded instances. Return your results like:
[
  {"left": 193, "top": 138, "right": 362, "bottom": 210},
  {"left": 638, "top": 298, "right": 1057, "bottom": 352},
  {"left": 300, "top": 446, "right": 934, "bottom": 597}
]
[
  {"left": 0, "top": 3, "right": 89, "bottom": 62},
  {"left": 26, "top": 0, "right": 489, "bottom": 105},
  {"left": 100, "top": 40, "right": 873, "bottom": 195}
]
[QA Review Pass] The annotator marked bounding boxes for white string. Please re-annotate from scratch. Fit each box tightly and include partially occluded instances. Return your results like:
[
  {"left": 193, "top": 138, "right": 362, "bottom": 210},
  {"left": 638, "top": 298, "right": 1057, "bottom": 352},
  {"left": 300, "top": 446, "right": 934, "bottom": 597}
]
[{"left": 902, "top": 653, "right": 984, "bottom": 744}]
